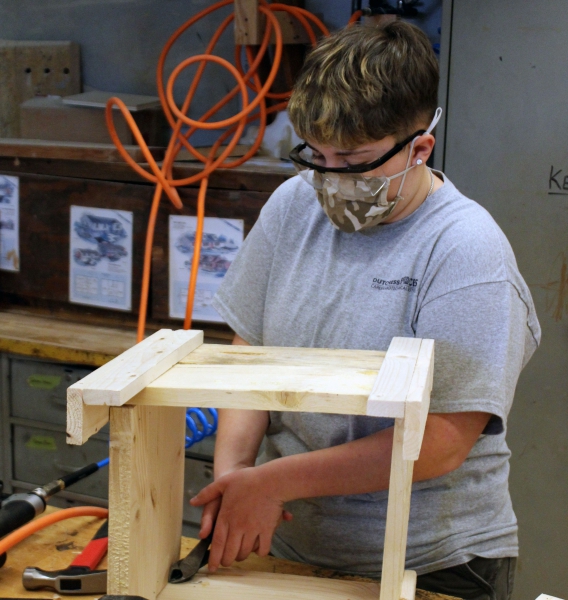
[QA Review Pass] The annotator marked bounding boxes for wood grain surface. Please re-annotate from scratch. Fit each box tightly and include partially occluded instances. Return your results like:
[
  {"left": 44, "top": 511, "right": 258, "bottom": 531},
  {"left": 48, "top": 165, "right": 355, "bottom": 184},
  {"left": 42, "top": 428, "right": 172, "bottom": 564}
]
[{"left": 0, "top": 507, "right": 455, "bottom": 600}]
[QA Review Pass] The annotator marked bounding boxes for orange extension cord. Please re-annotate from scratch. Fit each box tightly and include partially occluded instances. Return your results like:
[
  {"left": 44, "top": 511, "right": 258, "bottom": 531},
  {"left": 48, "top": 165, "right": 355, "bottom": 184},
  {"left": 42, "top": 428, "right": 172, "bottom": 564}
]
[
  {"left": 105, "top": 0, "right": 329, "bottom": 342},
  {"left": 0, "top": 507, "right": 108, "bottom": 557}
]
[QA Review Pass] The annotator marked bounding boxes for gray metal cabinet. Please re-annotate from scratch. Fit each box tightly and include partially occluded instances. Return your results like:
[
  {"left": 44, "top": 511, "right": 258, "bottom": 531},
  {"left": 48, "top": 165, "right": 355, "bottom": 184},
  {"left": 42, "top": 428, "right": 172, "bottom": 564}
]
[
  {"left": 10, "top": 358, "right": 97, "bottom": 426},
  {"left": 183, "top": 457, "right": 214, "bottom": 528}
]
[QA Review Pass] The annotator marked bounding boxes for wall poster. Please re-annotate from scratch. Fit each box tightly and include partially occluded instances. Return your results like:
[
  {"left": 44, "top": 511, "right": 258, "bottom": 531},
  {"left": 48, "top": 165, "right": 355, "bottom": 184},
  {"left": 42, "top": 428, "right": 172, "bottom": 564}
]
[
  {"left": 69, "top": 206, "right": 133, "bottom": 311},
  {"left": 169, "top": 216, "right": 244, "bottom": 323},
  {"left": 0, "top": 175, "right": 20, "bottom": 272}
]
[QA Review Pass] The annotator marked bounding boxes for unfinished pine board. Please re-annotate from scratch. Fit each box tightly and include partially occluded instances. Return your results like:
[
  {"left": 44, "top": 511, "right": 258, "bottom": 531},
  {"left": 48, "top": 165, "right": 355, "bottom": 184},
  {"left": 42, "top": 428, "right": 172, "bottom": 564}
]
[
  {"left": 0, "top": 138, "right": 165, "bottom": 163},
  {"left": 234, "top": 0, "right": 263, "bottom": 44},
  {"left": 130, "top": 343, "right": 386, "bottom": 413},
  {"left": 379, "top": 418, "right": 416, "bottom": 600},
  {"left": 273, "top": 11, "right": 312, "bottom": 44},
  {"left": 401, "top": 570, "right": 418, "bottom": 600},
  {"left": 402, "top": 339, "right": 434, "bottom": 461},
  {"left": 366, "top": 337, "right": 423, "bottom": 419},
  {"left": 73, "top": 329, "right": 203, "bottom": 406},
  {"left": 108, "top": 404, "right": 186, "bottom": 600},
  {"left": 67, "top": 386, "right": 109, "bottom": 445},
  {"left": 159, "top": 569, "right": 380, "bottom": 600},
  {"left": 179, "top": 344, "right": 386, "bottom": 368},
  {"left": 132, "top": 366, "right": 379, "bottom": 414}
]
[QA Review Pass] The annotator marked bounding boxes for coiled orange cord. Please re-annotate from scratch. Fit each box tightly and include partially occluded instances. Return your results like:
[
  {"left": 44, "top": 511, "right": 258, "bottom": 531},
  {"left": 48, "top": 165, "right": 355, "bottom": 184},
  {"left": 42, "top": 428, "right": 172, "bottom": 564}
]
[
  {"left": 105, "top": 0, "right": 329, "bottom": 342},
  {"left": 0, "top": 507, "right": 108, "bottom": 558}
]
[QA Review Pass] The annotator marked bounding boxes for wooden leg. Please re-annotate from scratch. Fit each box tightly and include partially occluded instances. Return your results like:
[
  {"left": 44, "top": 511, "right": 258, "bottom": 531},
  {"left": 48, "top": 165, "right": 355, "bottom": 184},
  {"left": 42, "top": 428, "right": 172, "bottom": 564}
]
[
  {"left": 380, "top": 418, "right": 415, "bottom": 600},
  {"left": 108, "top": 404, "right": 186, "bottom": 600},
  {"left": 401, "top": 570, "right": 417, "bottom": 600}
]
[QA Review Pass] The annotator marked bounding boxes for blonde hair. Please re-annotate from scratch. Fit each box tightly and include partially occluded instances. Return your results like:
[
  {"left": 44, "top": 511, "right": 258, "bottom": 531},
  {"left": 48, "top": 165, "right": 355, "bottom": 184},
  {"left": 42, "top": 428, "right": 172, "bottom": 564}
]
[{"left": 288, "top": 21, "right": 439, "bottom": 148}]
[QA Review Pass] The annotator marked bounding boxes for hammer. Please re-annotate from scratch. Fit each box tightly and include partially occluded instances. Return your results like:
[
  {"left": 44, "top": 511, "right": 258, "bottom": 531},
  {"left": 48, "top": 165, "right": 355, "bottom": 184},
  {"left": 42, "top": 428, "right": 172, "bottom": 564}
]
[{"left": 23, "top": 519, "right": 108, "bottom": 594}]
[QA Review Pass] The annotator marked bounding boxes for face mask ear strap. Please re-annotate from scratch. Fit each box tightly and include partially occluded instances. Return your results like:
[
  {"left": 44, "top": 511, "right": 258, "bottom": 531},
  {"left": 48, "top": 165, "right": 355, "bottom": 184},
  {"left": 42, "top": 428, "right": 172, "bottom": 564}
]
[
  {"left": 395, "top": 107, "right": 443, "bottom": 198},
  {"left": 426, "top": 107, "right": 443, "bottom": 134},
  {"left": 395, "top": 138, "right": 417, "bottom": 198}
]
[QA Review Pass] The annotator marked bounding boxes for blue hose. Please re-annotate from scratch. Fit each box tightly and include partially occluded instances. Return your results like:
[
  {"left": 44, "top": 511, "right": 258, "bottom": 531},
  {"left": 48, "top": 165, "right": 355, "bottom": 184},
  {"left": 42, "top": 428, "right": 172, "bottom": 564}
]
[{"left": 96, "top": 408, "right": 218, "bottom": 467}]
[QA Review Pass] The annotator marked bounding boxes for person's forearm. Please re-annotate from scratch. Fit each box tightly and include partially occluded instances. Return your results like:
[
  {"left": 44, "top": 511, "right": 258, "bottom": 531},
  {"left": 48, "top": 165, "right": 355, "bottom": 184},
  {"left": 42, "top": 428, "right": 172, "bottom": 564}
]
[
  {"left": 257, "top": 412, "right": 490, "bottom": 502},
  {"left": 214, "top": 409, "right": 269, "bottom": 478},
  {"left": 214, "top": 332, "right": 267, "bottom": 478}
]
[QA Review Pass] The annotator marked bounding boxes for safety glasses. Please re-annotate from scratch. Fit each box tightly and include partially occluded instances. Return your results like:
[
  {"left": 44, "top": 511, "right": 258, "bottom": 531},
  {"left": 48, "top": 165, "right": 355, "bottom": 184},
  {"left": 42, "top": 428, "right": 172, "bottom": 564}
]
[{"left": 288, "top": 129, "right": 426, "bottom": 174}]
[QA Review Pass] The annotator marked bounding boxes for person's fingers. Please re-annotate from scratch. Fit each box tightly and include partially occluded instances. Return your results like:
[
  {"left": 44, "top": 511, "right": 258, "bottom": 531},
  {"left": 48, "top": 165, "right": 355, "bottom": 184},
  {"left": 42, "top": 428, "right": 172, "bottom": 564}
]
[
  {"left": 235, "top": 532, "right": 258, "bottom": 562},
  {"left": 257, "top": 532, "right": 272, "bottom": 557},
  {"left": 220, "top": 529, "right": 244, "bottom": 567},
  {"left": 190, "top": 481, "right": 223, "bottom": 506},
  {"left": 199, "top": 498, "right": 221, "bottom": 538},
  {"left": 282, "top": 510, "right": 293, "bottom": 521},
  {"left": 208, "top": 518, "right": 229, "bottom": 572}
]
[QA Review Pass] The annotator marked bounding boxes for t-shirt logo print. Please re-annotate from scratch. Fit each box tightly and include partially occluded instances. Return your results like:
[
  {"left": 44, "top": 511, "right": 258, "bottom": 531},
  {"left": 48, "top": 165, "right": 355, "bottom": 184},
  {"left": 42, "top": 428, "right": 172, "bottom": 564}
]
[{"left": 371, "top": 276, "right": 418, "bottom": 292}]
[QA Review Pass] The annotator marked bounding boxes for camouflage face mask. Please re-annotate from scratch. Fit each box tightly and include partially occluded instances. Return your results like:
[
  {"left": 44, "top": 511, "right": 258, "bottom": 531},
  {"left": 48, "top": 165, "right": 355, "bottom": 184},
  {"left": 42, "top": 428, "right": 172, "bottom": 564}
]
[
  {"left": 293, "top": 109, "right": 444, "bottom": 233},
  {"left": 296, "top": 160, "right": 416, "bottom": 233}
]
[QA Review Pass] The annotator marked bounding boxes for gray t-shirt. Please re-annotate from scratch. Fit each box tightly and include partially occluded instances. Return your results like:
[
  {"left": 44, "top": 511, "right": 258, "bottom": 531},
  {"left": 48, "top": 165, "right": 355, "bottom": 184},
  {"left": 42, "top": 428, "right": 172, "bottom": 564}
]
[{"left": 212, "top": 172, "right": 541, "bottom": 577}]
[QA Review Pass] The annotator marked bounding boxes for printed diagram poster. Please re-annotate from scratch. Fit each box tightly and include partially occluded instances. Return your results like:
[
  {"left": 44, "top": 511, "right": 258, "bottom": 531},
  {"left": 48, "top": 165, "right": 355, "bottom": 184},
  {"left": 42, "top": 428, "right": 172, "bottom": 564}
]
[
  {"left": 69, "top": 206, "right": 133, "bottom": 311},
  {"left": 169, "top": 216, "right": 244, "bottom": 322},
  {"left": 0, "top": 175, "right": 20, "bottom": 272}
]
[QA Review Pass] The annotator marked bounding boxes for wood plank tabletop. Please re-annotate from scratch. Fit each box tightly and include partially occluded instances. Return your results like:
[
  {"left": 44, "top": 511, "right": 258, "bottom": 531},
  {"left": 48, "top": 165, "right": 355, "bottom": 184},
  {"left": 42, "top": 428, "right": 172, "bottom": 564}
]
[
  {"left": 0, "top": 310, "right": 138, "bottom": 366},
  {"left": 0, "top": 507, "right": 455, "bottom": 600}
]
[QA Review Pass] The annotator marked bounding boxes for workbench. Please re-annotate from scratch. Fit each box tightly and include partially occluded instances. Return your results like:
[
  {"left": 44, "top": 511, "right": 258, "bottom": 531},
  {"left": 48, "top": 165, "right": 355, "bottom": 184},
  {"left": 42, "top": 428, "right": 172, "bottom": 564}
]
[{"left": 0, "top": 507, "right": 455, "bottom": 600}]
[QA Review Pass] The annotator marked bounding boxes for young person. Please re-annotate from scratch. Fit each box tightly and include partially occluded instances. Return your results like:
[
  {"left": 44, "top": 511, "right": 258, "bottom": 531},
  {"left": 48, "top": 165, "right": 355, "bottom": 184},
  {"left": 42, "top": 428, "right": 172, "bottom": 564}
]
[{"left": 190, "top": 21, "right": 540, "bottom": 599}]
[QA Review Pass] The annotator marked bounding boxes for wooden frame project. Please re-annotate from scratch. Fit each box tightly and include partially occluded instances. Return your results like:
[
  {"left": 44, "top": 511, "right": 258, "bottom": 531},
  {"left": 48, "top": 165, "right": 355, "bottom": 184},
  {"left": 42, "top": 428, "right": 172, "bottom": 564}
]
[{"left": 67, "top": 330, "right": 434, "bottom": 600}]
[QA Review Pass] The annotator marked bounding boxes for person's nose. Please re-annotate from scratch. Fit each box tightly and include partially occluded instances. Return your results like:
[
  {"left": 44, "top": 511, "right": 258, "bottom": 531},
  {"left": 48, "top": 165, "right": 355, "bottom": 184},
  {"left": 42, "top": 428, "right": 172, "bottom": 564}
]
[{"left": 320, "top": 154, "right": 345, "bottom": 169}]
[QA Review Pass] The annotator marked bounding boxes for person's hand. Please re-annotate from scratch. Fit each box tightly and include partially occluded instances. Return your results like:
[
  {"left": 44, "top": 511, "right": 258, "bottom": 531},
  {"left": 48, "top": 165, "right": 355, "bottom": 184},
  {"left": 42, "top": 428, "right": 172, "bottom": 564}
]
[
  {"left": 198, "top": 496, "right": 221, "bottom": 539},
  {"left": 190, "top": 466, "right": 292, "bottom": 570}
]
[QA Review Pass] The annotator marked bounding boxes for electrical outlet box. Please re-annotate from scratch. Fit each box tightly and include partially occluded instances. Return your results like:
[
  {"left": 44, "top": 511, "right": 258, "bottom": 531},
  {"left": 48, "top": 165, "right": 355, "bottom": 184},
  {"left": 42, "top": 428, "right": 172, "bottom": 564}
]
[{"left": 0, "top": 40, "right": 81, "bottom": 138}]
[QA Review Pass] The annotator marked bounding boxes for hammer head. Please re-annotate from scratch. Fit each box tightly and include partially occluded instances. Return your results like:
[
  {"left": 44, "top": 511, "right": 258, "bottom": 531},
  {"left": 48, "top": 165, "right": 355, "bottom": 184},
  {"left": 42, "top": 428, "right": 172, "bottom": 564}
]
[{"left": 23, "top": 566, "right": 107, "bottom": 594}]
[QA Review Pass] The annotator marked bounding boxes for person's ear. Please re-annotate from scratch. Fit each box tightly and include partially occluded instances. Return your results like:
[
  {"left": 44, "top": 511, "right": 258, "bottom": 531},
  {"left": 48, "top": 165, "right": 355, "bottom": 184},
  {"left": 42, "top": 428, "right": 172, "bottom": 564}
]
[{"left": 412, "top": 133, "right": 435, "bottom": 166}]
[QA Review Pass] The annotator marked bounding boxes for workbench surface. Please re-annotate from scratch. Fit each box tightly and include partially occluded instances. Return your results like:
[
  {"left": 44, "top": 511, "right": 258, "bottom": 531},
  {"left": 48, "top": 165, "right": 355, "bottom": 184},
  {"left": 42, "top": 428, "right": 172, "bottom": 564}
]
[{"left": 0, "top": 508, "right": 456, "bottom": 600}]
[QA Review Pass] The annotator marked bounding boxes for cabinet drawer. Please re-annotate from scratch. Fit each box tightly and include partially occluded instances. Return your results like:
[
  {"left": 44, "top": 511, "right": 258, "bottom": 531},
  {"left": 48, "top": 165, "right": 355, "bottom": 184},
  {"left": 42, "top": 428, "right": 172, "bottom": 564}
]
[
  {"left": 10, "top": 358, "right": 94, "bottom": 426},
  {"left": 186, "top": 433, "right": 215, "bottom": 461},
  {"left": 183, "top": 457, "right": 214, "bottom": 526},
  {"left": 13, "top": 425, "right": 109, "bottom": 499}
]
